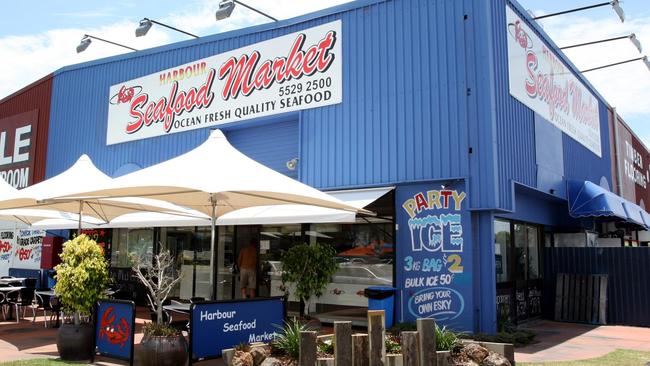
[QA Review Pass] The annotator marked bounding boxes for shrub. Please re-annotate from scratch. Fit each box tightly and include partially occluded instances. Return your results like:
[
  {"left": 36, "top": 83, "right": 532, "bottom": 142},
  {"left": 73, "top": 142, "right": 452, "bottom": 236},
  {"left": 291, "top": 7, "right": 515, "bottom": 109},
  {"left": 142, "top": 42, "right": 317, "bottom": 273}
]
[
  {"left": 388, "top": 321, "right": 460, "bottom": 351},
  {"left": 272, "top": 318, "right": 313, "bottom": 360},
  {"left": 436, "top": 325, "right": 460, "bottom": 351},
  {"left": 317, "top": 338, "right": 334, "bottom": 355},
  {"left": 280, "top": 243, "right": 338, "bottom": 315},
  {"left": 143, "top": 322, "right": 179, "bottom": 337},
  {"left": 385, "top": 335, "right": 401, "bottom": 354},
  {"left": 54, "top": 234, "right": 109, "bottom": 325}
]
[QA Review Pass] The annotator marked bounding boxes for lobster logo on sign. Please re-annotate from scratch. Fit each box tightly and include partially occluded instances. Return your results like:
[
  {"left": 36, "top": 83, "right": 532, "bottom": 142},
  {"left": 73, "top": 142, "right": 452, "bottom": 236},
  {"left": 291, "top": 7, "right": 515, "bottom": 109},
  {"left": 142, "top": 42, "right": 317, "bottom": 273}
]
[
  {"left": 99, "top": 306, "right": 130, "bottom": 348},
  {"left": 109, "top": 85, "right": 143, "bottom": 105}
]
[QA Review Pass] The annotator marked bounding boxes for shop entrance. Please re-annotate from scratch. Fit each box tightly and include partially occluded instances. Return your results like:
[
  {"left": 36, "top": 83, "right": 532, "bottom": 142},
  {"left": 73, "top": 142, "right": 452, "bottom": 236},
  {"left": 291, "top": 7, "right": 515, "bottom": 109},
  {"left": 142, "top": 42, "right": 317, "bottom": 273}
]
[{"left": 495, "top": 219, "right": 543, "bottom": 325}]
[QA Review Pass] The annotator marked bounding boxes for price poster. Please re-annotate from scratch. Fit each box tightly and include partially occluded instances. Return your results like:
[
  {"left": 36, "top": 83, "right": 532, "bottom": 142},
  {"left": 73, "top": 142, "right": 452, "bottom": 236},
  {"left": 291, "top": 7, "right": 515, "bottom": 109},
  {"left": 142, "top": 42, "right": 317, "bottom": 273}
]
[
  {"left": 396, "top": 182, "right": 473, "bottom": 330},
  {"left": 13, "top": 229, "right": 45, "bottom": 269}
]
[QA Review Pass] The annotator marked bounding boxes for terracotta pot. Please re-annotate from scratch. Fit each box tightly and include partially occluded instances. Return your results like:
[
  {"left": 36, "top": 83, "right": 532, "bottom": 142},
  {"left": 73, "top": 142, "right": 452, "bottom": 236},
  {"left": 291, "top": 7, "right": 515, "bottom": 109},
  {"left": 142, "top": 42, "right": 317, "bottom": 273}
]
[
  {"left": 56, "top": 323, "right": 94, "bottom": 361},
  {"left": 140, "top": 334, "right": 188, "bottom": 366}
]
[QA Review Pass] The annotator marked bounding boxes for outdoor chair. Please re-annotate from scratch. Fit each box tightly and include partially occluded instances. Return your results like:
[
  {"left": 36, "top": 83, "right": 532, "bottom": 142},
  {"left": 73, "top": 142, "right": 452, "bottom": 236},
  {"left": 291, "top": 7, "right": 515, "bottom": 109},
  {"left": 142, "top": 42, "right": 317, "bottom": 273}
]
[
  {"left": 6, "top": 288, "right": 35, "bottom": 322},
  {"left": 0, "top": 292, "right": 5, "bottom": 320},
  {"left": 32, "top": 292, "right": 53, "bottom": 327},
  {"left": 23, "top": 278, "right": 37, "bottom": 288},
  {"left": 49, "top": 296, "right": 61, "bottom": 327},
  {"left": 3, "top": 290, "right": 19, "bottom": 322}
]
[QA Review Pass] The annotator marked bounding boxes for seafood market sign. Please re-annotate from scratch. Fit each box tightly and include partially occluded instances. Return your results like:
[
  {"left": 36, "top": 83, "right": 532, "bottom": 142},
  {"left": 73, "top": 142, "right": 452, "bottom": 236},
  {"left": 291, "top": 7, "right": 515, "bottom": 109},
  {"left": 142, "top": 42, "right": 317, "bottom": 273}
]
[
  {"left": 190, "top": 297, "right": 285, "bottom": 361},
  {"left": 506, "top": 6, "right": 601, "bottom": 157},
  {"left": 106, "top": 21, "right": 342, "bottom": 145}
]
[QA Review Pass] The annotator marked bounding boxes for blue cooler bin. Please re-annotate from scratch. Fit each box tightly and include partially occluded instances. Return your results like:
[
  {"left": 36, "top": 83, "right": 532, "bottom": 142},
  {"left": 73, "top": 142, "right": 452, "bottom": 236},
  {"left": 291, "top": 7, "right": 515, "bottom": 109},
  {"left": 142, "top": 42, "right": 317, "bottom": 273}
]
[{"left": 364, "top": 286, "right": 396, "bottom": 328}]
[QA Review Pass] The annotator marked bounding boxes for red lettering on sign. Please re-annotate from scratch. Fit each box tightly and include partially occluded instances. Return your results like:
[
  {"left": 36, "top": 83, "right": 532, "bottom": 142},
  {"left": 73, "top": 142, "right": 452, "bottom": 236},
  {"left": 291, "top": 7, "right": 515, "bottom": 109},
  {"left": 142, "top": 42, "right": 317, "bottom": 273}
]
[
  {"left": 17, "top": 248, "right": 31, "bottom": 260},
  {"left": 0, "top": 241, "right": 11, "bottom": 253},
  {"left": 125, "top": 69, "right": 216, "bottom": 134},
  {"left": 219, "top": 30, "right": 337, "bottom": 100}
]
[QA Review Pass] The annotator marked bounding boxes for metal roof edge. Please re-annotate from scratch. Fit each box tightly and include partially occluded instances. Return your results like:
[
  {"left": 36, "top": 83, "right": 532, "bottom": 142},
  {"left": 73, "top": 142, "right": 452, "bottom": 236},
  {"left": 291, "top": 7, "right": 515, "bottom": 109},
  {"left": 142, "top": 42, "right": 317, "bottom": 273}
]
[
  {"left": 53, "top": 0, "right": 388, "bottom": 76},
  {"left": 0, "top": 74, "right": 53, "bottom": 104},
  {"left": 616, "top": 114, "right": 650, "bottom": 155}
]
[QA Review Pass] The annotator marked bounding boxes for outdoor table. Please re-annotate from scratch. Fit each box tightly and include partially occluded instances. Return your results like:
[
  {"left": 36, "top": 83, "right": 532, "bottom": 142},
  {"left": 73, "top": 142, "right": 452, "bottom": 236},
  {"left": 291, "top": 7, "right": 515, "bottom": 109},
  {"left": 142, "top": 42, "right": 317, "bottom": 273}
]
[
  {"left": 163, "top": 303, "right": 191, "bottom": 314},
  {"left": 162, "top": 303, "right": 191, "bottom": 332},
  {"left": 0, "top": 286, "right": 25, "bottom": 320},
  {"left": 0, "top": 286, "right": 24, "bottom": 293},
  {"left": 35, "top": 289, "right": 55, "bottom": 297},
  {"left": 0, "top": 278, "right": 26, "bottom": 285}
]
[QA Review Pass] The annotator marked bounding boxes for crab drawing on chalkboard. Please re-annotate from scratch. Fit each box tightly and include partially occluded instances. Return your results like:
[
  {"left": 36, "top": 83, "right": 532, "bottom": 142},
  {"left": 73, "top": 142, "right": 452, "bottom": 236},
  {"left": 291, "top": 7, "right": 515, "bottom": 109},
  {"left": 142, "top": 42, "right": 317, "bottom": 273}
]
[{"left": 99, "top": 306, "right": 130, "bottom": 348}]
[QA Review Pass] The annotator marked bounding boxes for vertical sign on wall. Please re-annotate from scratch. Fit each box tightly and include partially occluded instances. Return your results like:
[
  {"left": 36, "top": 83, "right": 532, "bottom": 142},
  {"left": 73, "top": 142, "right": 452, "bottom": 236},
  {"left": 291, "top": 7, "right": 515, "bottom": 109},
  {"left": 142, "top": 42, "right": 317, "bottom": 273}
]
[
  {"left": 13, "top": 229, "right": 44, "bottom": 269},
  {"left": 95, "top": 299, "right": 135, "bottom": 365},
  {"left": 0, "top": 230, "right": 15, "bottom": 276},
  {"left": 396, "top": 182, "right": 473, "bottom": 331},
  {"left": 0, "top": 110, "right": 39, "bottom": 188},
  {"left": 505, "top": 6, "right": 601, "bottom": 157}
]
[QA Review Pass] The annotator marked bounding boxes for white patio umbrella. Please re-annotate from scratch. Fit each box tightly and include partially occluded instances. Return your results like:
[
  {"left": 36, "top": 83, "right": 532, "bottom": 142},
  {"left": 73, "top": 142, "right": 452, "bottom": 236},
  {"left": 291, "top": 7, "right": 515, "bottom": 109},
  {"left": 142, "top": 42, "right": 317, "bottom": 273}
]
[
  {"left": 0, "top": 177, "right": 104, "bottom": 227},
  {"left": 0, "top": 155, "right": 202, "bottom": 231},
  {"left": 54, "top": 129, "right": 370, "bottom": 299}
]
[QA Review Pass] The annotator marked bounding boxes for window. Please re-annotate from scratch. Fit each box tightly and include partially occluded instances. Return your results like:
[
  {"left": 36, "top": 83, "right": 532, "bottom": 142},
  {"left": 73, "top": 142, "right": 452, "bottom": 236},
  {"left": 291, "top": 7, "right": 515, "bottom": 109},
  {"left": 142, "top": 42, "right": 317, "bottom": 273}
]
[
  {"left": 110, "top": 228, "right": 154, "bottom": 268},
  {"left": 494, "top": 220, "right": 511, "bottom": 283},
  {"left": 526, "top": 226, "right": 540, "bottom": 279},
  {"left": 514, "top": 224, "right": 527, "bottom": 281}
]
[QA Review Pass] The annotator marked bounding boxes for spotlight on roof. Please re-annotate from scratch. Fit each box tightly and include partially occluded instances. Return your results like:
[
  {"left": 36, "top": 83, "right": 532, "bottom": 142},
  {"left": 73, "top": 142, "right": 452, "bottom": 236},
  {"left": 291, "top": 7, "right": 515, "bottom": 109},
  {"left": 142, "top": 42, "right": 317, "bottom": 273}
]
[
  {"left": 611, "top": 0, "right": 625, "bottom": 23},
  {"left": 630, "top": 33, "right": 643, "bottom": 53},
  {"left": 76, "top": 35, "right": 92, "bottom": 53},
  {"left": 215, "top": 0, "right": 235, "bottom": 21},
  {"left": 135, "top": 18, "right": 153, "bottom": 37}
]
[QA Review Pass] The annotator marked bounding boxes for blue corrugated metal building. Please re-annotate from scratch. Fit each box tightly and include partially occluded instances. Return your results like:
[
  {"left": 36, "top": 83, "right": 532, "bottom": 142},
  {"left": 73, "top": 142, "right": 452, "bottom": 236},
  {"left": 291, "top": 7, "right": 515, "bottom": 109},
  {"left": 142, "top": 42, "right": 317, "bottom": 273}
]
[{"left": 41, "top": 0, "right": 637, "bottom": 333}]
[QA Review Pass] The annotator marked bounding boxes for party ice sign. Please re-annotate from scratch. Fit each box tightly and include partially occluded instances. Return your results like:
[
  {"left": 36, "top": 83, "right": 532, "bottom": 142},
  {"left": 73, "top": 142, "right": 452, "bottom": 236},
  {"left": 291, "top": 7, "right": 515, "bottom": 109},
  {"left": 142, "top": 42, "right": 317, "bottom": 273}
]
[
  {"left": 396, "top": 182, "right": 473, "bottom": 330},
  {"left": 107, "top": 21, "right": 342, "bottom": 145},
  {"left": 190, "top": 297, "right": 285, "bottom": 363},
  {"left": 506, "top": 6, "right": 601, "bottom": 157}
]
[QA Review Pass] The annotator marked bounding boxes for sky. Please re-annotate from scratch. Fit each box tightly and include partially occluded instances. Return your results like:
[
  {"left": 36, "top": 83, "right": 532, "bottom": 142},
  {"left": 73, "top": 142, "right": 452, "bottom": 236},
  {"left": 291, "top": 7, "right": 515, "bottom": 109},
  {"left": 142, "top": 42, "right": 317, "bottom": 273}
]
[{"left": 0, "top": 0, "right": 648, "bottom": 146}]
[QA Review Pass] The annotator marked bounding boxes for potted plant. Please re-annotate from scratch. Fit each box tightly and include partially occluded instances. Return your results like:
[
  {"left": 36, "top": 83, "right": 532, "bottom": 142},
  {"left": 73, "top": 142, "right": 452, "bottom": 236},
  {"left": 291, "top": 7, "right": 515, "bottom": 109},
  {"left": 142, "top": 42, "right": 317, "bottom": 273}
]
[
  {"left": 131, "top": 249, "right": 186, "bottom": 366},
  {"left": 280, "top": 243, "right": 338, "bottom": 316},
  {"left": 54, "top": 234, "right": 110, "bottom": 361}
]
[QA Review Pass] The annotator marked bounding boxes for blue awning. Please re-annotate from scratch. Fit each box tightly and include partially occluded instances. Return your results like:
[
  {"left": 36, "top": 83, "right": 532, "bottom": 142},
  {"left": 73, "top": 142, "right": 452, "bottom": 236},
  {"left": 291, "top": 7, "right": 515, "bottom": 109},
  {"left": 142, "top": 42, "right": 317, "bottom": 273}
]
[
  {"left": 623, "top": 201, "right": 647, "bottom": 228},
  {"left": 567, "top": 180, "right": 649, "bottom": 229}
]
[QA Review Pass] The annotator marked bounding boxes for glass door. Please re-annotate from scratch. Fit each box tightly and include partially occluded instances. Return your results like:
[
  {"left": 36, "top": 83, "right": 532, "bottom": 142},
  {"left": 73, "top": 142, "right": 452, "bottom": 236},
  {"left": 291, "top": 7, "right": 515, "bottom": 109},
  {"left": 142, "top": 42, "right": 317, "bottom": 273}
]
[
  {"left": 494, "top": 220, "right": 542, "bottom": 325},
  {"left": 514, "top": 223, "right": 542, "bottom": 322}
]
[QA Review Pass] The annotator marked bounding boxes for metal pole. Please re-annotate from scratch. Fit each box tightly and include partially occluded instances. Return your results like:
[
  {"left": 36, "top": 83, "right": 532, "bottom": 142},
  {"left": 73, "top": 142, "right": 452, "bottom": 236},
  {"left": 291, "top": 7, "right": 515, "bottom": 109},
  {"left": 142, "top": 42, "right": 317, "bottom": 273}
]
[
  {"left": 234, "top": 0, "right": 278, "bottom": 21},
  {"left": 78, "top": 200, "right": 83, "bottom": 235},
  {"left": 150, "top": 19, "right": 199, "bottom": 38},
  {"left": 85, "top": 34, "right": 138, "bottom": 51},
  {"left": 581, "top": 57, "right": 645, "bottom": 73},
  {"left": 612, "top": 107, "right": 624, "bottom": 197},
  {"left": 533, "top": 2, "right": 610, "bottom": 20},
  {"left": 209, "top": 195, "right": 217, "bottom": 300},
  {"left": 560, "top": 35, "right": 628, "bottom": 50}
]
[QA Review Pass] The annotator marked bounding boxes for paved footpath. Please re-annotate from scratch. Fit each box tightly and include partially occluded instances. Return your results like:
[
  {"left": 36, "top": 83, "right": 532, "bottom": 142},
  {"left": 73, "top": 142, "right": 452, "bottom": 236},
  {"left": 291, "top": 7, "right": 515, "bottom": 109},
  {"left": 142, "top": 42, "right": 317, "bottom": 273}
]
[
  {"left": 516, "top": 320, "right": 650, "bottom": 363},
  {"left": 4, "top": 314, "right": 650, "bottom": 365},
  {"left": 0, "top": 313, "right": 224, "bottom": 365}
]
